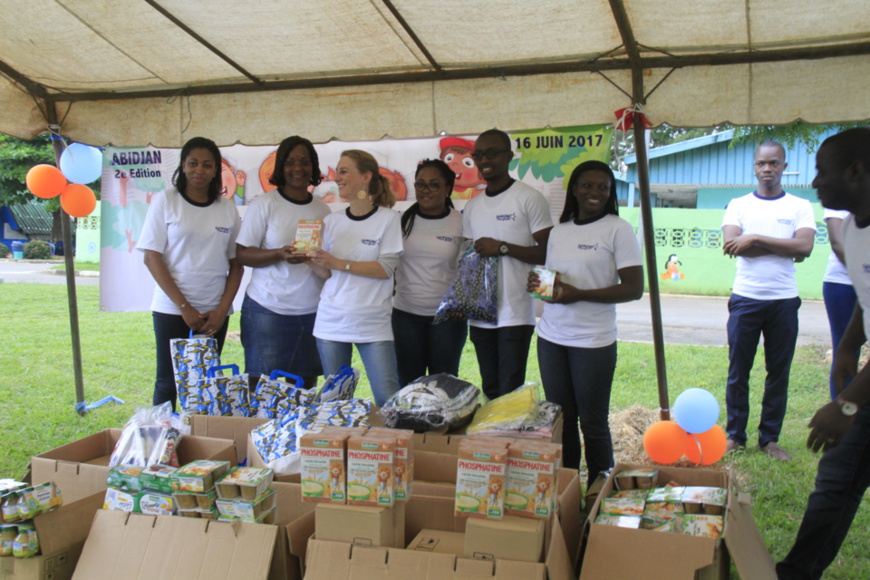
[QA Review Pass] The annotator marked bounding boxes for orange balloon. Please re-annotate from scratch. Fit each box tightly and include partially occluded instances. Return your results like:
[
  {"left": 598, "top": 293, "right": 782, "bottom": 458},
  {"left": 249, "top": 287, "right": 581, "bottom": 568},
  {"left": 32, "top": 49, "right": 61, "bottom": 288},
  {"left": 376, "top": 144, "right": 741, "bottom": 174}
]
[
  {"left": 60, "top": 183, "right": 97, "bottom": 218},
  {"left": 643, "top": 421, "right": 688, "bottom": 464},
  {"left": 26, "top": 164, "right": 67, "bottom": 199},
  {"left": 685, "top": 425, "right": 728, "bottom": 466}
]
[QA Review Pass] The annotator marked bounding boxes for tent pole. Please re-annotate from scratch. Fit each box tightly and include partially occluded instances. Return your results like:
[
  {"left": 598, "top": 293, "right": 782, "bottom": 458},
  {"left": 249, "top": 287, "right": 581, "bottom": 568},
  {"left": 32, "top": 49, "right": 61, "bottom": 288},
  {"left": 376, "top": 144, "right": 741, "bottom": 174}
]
[
  {"left": 631, "top": 79, "right": 671, "bottom": 421},
  {"left": 46, "top": 110, "right": 87, "bottom": 415}
]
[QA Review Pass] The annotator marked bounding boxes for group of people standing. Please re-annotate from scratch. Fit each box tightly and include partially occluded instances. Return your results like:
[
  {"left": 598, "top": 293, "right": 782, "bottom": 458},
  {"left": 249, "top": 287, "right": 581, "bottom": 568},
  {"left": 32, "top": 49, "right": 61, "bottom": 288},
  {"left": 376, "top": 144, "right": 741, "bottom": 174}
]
[{"left": 137, "top": 129, "right": 644, "bottom": 488}]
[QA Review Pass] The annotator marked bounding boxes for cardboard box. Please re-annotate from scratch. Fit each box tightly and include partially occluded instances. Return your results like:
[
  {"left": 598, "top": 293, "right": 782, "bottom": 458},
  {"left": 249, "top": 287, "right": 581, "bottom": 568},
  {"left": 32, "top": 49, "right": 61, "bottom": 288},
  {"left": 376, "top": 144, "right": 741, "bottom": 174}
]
[
  {"left": 407, "top": 529, "right": 465, "bottom": 555},
  {"left": 31, "top": 430, "right": 236, "bottom": 504},
  {"left": 72, "top": 509, "right": 276, "bottom": 579},
  {"left": 464, "top": 515, "right": 545, "bottom": 562},
  {"left": 303, "top": 450, "right": 581, "bottom": 580},
  {"left": 271, "top": 482, "right": 316, "bottom": 580},
  {"left": 315, "top": 503, "right": 402, "bottom": 547},
  {"left": 190, "top": 415, "right": 268, "bottom": 465},
  {"left": 0, "top": 492, "right": 102, "bottom": 580},
  {"left": 580, "top": 463, "right": 777, "bottom": 580}
]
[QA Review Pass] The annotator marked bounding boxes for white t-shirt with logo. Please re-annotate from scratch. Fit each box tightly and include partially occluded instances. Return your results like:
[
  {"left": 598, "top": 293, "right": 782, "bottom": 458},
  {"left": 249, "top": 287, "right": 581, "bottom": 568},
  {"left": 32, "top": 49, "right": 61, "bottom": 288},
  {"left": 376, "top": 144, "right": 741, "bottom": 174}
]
[
  {"left": 843, "top": 214, "right": 870, "bottom": 336},
  {"left": 537, "top": 214, "right": 643, "bottom": 348},
  {"left": 236, "top": 191, "right": 331, "bottom": 315},
  {"left": 394, "top": 209, "right": 465, "bottom": 316},
  {"left": 462, "top": 181, "right": 553, "bottom": 328},
  {"left": 823, "top": 208, "right": 852, "bottom": 286},
  {"left": 137, "top": 189, "right": 241, "bottom": 315},
  {"left": 722, "top": 192, "right": 817, "bottom": 300},
  {"left": 313, "top": 207, "right": 404, "bottom": 342}
]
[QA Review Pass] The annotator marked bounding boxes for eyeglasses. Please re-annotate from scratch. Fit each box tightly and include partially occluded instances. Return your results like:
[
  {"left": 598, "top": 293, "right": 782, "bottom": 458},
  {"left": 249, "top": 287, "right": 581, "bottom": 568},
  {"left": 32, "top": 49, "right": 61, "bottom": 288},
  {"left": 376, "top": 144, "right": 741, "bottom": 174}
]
[
  {"left": 754, "top": 160, "right": 783, "bottom": 169},
  {"left": 414, "top": 181, "right": 444, "bottom": 192},
  {"left": 471, "top": 149, "right": 509, "bottom": 161}
]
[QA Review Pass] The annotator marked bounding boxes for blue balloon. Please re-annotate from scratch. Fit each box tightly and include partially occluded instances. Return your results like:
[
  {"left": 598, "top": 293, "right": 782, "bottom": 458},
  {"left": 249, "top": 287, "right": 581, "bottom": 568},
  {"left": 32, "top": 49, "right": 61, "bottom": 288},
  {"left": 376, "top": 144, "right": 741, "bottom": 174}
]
[
  {"left": 60, "top": 143, "right": 103, "bottom": 184},
  {"left": 673, "top": 388, "right": 720, "bottom": 434}
]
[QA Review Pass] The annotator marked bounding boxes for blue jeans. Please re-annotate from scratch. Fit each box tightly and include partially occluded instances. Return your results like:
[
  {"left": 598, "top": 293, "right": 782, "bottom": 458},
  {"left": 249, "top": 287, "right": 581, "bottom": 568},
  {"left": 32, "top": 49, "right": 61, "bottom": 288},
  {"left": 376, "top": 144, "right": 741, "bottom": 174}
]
[
  {"left": 468, "top": 325, "right": 535, "bottom": 400},
  {"left": 776, "top": 405, "right": 870, "bottom": 579},
  {"left": 391, "top": 308, "right": 468, "bottom": 387},
  {"left": 823, "top": 282, "right": 858, "bottom": 400},
  {"left": 538, "top": 337, "right": 616, "bottom": 485},
  {"left": 152, "top": 311, "right": 229, "bottom": 411},
  {"left": 725, "top": 294, "right": 800, "bottom": 447},
  {"left": 316, "top": 338, "right": 400, "bottom": 407},
  {"left": 240, "top": 295, "right": 321, "bottom": 389}
]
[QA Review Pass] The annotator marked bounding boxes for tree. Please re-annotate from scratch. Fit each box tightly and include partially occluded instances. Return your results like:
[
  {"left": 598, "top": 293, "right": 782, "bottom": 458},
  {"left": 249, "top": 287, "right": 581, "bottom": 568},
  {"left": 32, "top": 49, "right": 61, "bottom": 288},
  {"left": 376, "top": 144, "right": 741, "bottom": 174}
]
[
  {"left": 613, "top": 123, "right": 730, "bottom": 170},
  {"left": 0, "top": 134, "right": 55, "bottom": 207},
  {"left": 731, "top": 121, "right": 867, "bottom": 153}
]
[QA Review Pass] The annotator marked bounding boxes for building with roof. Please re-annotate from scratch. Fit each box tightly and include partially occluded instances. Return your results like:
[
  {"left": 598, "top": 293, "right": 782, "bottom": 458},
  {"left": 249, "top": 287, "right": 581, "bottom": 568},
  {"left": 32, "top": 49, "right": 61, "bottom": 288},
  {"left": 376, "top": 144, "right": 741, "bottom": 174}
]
[{"left": 1, "top": 199, "right": 54, "bottom": 251}]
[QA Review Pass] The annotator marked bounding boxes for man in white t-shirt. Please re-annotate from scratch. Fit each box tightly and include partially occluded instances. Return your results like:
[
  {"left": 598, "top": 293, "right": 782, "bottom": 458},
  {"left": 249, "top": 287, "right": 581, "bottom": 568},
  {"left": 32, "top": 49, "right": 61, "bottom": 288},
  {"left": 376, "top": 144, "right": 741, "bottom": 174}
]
[
  {"left": 721, "top": 141, "right": 816, "bottom": 461},
  {"left": 463, "top": 129, "right": 553, "bottom": 399},
  {"left": 777, "top": 127, "right": 870, "bottom": 580}
]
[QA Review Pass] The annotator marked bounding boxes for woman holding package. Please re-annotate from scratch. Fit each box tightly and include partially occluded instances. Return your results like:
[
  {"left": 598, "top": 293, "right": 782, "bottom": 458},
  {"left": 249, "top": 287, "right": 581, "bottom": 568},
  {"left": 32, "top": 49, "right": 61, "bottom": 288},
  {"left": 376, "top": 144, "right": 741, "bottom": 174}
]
[
  {"left": 236, "top": 136, "right": 331, "bottom": 389},
  {"left": 392, "top": 159, "right": 466, "bottom": 386},
  {"left": 138, "top": 136, "right": 243, "bottom": 409},
  {"left": 528, "top": 160, "right": 643, "bottom": 485},
  {"left": 309, "top": 150, "right": 403, "bottom": 406}
]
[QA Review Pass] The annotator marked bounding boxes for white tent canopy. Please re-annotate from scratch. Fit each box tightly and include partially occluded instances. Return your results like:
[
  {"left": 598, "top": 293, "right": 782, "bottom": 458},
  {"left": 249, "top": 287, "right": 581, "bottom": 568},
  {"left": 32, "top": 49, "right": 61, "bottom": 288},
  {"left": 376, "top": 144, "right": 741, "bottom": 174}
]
[{"left": 2, "top": 0, "right": 869, "bottom": 146}]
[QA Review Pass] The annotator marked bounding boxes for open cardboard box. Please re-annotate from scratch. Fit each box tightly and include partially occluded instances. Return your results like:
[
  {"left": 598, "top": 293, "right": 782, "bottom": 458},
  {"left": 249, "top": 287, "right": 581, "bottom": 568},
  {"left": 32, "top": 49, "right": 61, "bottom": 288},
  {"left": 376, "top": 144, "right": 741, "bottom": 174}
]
[
  {"left": 301, "top": 447, "right": 580, "bottom": 580},
  {"left": 0, "top": 491, "right": 103, "bottom": 580},
  {"left": 580, "top": 463, "right": 777, "bottom": 580},
  {"left": 190, "top": 415, "right": 269, "bottom": 465},
  {"left": 30, "top": 429, "right": 236, "bottom": 504},
  {"left": 72, "top": 509, "right": 277, "bottom": 579}
]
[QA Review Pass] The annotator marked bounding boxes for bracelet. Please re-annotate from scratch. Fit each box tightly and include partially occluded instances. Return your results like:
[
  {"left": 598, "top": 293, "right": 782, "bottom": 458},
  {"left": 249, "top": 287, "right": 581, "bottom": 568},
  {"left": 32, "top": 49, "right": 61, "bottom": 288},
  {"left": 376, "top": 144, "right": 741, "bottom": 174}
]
[
  {"left": 179, "top": 302, "right": 189, "bottom": 310},
  {"left": 344, "top": 261, "right": 351, "bottom": 272}
]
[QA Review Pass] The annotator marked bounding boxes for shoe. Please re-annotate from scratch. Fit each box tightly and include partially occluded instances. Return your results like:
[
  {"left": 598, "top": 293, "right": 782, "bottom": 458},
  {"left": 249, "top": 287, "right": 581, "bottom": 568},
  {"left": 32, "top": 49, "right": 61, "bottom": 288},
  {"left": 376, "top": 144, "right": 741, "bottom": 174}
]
[
  {"left": 759, "top": 442, "right": 791, "bottom": 461},
  {"left": 726, "top": 438, "right": 744, "bottom": 453}
]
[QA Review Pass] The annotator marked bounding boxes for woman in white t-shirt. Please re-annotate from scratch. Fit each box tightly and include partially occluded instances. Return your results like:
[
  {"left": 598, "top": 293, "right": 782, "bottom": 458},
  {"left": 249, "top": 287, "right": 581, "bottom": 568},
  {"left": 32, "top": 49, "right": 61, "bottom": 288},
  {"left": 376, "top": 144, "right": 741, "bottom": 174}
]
[
  {"left": 309, "top": 150, "right": 403, "bottom": 405},
  {"left": 236, "top": 136, "right": 330, "bottom": 389},
  {"left": 822, "top": 209, "right": 858, "bottom": 399},
  {"left": 392, "top": 159, "right": 466, "bottom": 386},
  {"left": 528, "top": 160, "right": 643, "bottom": 486},
  {"left": 137, "top": 137, "right": 243, "bottom": 410}
]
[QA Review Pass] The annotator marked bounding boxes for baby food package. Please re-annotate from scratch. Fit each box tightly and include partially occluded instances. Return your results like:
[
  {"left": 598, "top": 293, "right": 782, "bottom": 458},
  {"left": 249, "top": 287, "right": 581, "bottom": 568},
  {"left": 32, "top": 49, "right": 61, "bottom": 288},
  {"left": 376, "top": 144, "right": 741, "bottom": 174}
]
[
  {"left": 0, "top": 524, "right": 16, "bottom": 556},
  {"left": 680, "top": 514, "right": 724, "bottom": 538},
  {"left": 215, "top": 467, "right": 274, "bottom": 501},
  {"left": 594, "top": 514, "right": 642, "bottom": 528},
  {"left": 170, "top": 460, "right": 231, "bottom": 493},
  {"left": 367, "top": 427, "right": 414, "bottom": 502},
  {"left": 300, "top": 428, "right": 352, "bottom": 504},
  {"left": 615, "top": 468, "right": 659, "bottom": 490},
  {"left": 136, "top": 491, "right": 175, "bottom": 516},
  {"left": 294, "top": 219, "right": 323, "bottom": 255},
  {"left": 455, "top": 439, "right": 508, "bottom": 520},
  {"left": 18, "top": 483, "right": 62, "bottom": 519},
  {"left": 529, "top": 267, "right": 559, "bottom": 300},
  {"left": 681, "top": 486, "right": 727, "bottom": 515},
  {"left": 11, "top": 523, "right": 38, "bottom": 559},
  {"left": 346, "top": 434, "right": 395, "bottom": 507},
  {"left": 505, "top": 440, "right": 561, "bottom": 519},
  {"left": 104, "top": 488, "right": 136, "bottom": 512},
  {"left": 106, "top": 465, "right": 144, "bottom": 492},
  {"left": 139, "top": 465, "right": 178, "bottom": 494}
]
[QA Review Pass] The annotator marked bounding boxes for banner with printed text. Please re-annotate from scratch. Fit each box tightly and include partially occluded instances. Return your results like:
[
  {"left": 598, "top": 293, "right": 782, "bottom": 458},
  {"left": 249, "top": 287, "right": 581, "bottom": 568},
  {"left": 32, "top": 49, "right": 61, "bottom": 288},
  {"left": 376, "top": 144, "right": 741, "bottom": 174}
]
[{"left": 100, "top": 124, "right": 612, "bottom": 311}]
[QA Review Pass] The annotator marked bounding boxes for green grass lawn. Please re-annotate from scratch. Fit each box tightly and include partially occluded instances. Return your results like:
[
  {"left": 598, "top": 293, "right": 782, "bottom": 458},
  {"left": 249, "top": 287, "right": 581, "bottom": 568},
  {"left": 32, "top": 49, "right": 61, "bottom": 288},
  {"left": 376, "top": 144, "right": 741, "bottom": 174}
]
[
  {"left": 1, "top": 284, "right": 867, "bottom": 578},
  {"left": 49, "top": 260, "right": 100, "bottom": 272}
]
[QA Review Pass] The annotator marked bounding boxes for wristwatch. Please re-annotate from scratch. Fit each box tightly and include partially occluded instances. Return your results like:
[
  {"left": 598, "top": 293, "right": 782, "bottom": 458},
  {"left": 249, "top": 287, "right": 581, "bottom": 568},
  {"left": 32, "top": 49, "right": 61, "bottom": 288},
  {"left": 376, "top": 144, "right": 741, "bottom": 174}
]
[
  {"left": 836, "top": 397, "right": 859, "bottom": 416},
  {"left": 498, "top": 243, "right": 509, "bottom": 256},
  {"left": 344, "top": 261, "right": 351, "bottom": 272}
]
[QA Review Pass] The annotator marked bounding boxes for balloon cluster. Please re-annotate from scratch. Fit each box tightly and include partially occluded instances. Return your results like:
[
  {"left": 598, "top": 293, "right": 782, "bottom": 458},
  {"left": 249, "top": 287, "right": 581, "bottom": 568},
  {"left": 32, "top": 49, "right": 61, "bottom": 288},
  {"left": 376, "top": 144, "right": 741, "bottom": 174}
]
[
  {"left": 642, "top": 388, "right": 726, "bottom": 466},
  {"left": 25, "top": 142, "right": 102, "bottom": 218}
]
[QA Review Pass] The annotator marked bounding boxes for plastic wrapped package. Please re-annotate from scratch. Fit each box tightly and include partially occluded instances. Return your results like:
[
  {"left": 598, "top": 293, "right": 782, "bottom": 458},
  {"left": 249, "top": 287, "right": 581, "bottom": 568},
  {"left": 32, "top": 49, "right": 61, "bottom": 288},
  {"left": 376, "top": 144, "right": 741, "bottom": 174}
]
[
  {"left": 433, "top": 246, "right": 498, "bottom": 324},
  {"left": 109, "top": 402, "right": 181, "bottom": 468},
  {"left": 466, "top": 383, "right": 540, "bottom": 435},
  {"left": 170, "top": 332, "right": 220, "bottom": 412},
  {"left": 378, "top": 373, "right": 481, "bottom": 432}
]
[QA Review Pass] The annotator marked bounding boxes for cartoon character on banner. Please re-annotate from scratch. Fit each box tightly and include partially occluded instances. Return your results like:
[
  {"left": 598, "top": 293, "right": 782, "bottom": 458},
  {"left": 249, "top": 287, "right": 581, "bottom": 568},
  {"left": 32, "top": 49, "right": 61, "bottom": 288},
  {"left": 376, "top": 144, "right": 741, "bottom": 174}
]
[
  {"left": 661, "top": 253, "right": 686, "bottom": 280},
  {"left": 440, "top": 137, "right": 485, "bottom": 199},
  {"left": 220, "top": 157, "right": 246, "bottom": 205}
]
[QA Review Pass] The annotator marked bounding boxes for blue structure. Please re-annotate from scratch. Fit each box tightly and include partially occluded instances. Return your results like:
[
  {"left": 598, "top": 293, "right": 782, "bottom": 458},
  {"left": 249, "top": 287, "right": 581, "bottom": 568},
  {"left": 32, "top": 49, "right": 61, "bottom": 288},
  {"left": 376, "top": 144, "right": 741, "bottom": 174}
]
[
  {"left": 0, "top": 199, "right": 54, "bottom": 251},
  {"left": 615, "top": 128, "right": 838, "bottom": 208}
]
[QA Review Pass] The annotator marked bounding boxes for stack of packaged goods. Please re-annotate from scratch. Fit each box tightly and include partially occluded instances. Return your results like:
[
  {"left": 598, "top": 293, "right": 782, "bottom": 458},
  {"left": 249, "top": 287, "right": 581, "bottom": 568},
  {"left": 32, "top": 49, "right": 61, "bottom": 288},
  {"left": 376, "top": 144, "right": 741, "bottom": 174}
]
[
  {"left": 214, "top": 467, "right": 277, "bottom": 524},
  {"left": 104, "top": 464, "right": 177, "bottom": 516},
  {"left": 0, "top": 479, "right": 62, "bottom": 558},
  {"left": 170, "top": 460, "right": 231, "bottom": 519},
  {"left": 594, "top": 467, "right": 728, "bottom": 538}
]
